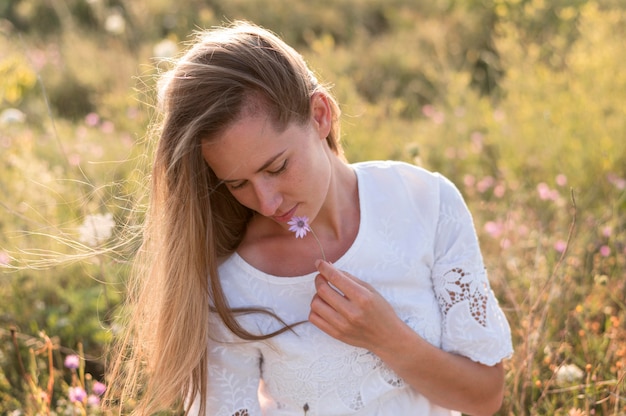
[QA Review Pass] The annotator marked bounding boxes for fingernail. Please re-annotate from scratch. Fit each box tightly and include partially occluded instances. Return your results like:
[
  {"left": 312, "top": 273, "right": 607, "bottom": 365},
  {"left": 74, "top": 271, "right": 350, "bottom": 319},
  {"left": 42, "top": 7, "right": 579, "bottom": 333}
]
[{"left": 314, "top": 259, "right": 323, "bottom": 268}]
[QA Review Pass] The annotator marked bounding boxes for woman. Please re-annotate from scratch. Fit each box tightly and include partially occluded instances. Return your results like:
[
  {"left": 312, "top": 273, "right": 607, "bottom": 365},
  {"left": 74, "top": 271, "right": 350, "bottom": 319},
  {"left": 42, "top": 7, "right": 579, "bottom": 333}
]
[{"left": 106, "top": 21, "right": 512, "bottom": 415}]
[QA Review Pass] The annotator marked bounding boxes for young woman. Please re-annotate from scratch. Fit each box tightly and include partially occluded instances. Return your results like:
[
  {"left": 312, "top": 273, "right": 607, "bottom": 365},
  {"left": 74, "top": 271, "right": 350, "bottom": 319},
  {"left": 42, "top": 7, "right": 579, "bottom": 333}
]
[{"left": 106, "top": 21, "right": 512, "bottom": 416}]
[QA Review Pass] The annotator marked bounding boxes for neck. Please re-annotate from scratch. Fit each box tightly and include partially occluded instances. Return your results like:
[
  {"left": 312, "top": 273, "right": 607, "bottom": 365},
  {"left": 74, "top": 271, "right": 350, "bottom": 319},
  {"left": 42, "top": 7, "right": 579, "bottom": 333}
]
[{"left": 312, "top": 159, "right": 359, "bottom": 241}]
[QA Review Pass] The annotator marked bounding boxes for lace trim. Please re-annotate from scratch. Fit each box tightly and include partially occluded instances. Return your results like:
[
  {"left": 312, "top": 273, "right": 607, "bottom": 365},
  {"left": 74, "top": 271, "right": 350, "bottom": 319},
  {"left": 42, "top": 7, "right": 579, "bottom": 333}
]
[{"left": 436, "top": 267, "right": 488, "bottom": 327}]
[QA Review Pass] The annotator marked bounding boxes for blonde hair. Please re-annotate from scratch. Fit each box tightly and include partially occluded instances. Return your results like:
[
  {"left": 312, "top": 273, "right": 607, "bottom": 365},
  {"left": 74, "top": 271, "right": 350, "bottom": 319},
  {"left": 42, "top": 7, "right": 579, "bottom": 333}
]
[{"left": 105, "top": 21, "right": 342, "bottom": 414}]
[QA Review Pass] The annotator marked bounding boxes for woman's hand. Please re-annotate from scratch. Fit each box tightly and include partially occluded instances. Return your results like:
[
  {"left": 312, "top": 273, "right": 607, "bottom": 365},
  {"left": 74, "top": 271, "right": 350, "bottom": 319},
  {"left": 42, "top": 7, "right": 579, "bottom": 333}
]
[
  {"left": 309, "top": 260, "right": 404, "bottom": 349},
  {"left": 309, "top": 260, "right": 504, "bottom": 416}
]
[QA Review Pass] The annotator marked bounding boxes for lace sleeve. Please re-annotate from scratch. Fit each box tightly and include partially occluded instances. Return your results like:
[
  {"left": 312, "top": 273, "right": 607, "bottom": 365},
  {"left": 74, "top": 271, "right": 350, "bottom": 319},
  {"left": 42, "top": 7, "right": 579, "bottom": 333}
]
[
  {"left": 431, "top": 175, "right": 513, "bottom": 366},
  {"left": 198, "top": 315, "right": 263, "bottom": 416}
]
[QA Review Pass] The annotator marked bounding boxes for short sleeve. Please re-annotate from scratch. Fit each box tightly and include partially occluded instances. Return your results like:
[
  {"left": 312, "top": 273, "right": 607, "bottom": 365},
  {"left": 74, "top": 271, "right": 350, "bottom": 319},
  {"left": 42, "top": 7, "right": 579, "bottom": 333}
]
[
  {"left": 191, "top": 314, "right": 263, "bottom": 416},
  {"left": 431, "top": 175, "right": 513, "bottom": 366}
]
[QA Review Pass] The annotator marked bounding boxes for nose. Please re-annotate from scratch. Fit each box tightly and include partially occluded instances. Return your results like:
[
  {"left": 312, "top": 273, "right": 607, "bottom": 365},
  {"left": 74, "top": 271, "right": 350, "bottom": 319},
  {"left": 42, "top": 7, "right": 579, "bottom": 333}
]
[{"left": 253, "top": 180, "right": 282, "bottom": 217}]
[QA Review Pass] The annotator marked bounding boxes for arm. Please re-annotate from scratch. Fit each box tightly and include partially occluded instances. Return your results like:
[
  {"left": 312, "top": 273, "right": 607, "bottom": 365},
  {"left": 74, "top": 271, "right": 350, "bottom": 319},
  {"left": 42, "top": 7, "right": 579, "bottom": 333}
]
[{"left": 309, "top": 260, "right": 504, "bottom": 416}]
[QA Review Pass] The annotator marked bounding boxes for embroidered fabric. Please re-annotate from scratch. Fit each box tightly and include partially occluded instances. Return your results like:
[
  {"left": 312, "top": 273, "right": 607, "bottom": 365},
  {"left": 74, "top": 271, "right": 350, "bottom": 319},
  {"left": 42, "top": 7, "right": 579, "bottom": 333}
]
[{"left": 194, "top": 161, "right": 512, "bottom": 416}]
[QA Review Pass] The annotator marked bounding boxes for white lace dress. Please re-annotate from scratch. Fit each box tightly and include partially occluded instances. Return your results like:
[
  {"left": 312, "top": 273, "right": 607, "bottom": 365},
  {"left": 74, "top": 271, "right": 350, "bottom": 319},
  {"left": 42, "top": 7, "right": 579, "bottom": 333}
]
[{"left": 193, "top": 161, "right": 513, "bottom": 416}]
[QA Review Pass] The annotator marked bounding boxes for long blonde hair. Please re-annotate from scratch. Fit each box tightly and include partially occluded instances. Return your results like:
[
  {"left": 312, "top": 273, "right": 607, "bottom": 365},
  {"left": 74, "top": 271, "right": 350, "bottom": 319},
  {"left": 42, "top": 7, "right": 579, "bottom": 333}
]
[{"left": 105, "top": 21, "right": 342, "bottom": 414}]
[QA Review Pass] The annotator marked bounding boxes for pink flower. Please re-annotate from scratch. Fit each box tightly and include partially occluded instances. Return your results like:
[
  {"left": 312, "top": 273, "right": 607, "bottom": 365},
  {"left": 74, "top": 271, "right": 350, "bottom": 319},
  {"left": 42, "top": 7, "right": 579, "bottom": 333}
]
[
  {"left": 92, "top": 381, "right": 106, "bottom": 396},
  {"left": 556, "top": 174, "right": 567, "bottom": 187},
  {"left": 0, "top": 251, "right": 10, "bottom": 265},
  {"left": 484, "top": 221, "right": 504, "bottom": 239},
  {"left": 288, "top": 216, "right": 311, "bottom": 239},
  {"left": 87, "top": 394, "right": 101, "bottom": 406},
  {"left": 600, "top": 245, "right": 611, "bottom": 257},
  {"left": 537, "top": 182, "right": 560, "bottom": 201},
  {"left": 463, "top": 174, "right": 476, "bottom": 189},
  {"left": 64, "top": 354, "right": 80, "bottom": 369},
  {"left": 554, "top": 240, "right": 567, "bottom": 253},
  {"left": 476, "top": 176, "right": 495, "bottom": 193},
  {"left": 69, "top": 386, "right": 87, "bottom": 403},
  {"left": 607, "top": 173, "right": 626, "bottom": 190},
  {"left": 85, "top": 112, "right": 100, "bottom": 127}
]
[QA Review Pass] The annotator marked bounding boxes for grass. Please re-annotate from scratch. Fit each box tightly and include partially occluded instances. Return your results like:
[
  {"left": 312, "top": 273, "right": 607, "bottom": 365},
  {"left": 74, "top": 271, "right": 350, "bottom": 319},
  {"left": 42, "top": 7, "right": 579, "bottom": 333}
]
[{"left": 1, "top": 0, "right": 625, "bottom": 414}]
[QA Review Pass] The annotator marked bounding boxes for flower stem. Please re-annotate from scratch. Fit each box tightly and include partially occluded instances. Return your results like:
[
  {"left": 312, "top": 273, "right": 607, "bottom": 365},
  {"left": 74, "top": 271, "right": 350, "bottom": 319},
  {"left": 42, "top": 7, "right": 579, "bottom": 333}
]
[{"left": 309, "top": 227, "right": 326, "bottom": 262}]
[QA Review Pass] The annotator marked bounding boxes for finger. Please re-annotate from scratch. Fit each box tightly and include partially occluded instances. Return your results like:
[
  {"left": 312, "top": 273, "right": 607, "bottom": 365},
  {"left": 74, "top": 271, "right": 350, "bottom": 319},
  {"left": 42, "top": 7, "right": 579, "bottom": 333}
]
[
  {"left": 314, "top": 274, "right": 349, "bottom": 307},
  {"left": 315, "top": 260, "right": 365, "bottom": 298},
  {"left": 309, "top": 293, "right": 350, "bottom": 339}
]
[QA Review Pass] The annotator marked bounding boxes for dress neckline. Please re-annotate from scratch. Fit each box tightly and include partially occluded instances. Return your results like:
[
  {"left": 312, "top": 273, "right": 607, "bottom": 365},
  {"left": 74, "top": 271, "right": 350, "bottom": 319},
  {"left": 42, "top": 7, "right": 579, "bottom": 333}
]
[{"left": 230, "top": 164, "right": 366, "bottom": 282}]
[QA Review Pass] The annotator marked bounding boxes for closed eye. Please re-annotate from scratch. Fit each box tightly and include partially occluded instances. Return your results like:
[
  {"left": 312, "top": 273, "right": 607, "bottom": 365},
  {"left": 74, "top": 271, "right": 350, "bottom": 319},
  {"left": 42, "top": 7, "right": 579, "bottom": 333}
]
[
  {"left": 267, "top": 159, "right": 288, "bottom": 176},
  {"left": 227, "top": 180, "right": 247, "bottom": 190}
]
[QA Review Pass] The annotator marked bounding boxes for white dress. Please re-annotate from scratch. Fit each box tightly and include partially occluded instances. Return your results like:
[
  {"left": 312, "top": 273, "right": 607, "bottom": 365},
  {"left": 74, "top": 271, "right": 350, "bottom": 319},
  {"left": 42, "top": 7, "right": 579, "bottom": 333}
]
[{"left": 194, "top": 161, "right": 513, "bottom": 416}]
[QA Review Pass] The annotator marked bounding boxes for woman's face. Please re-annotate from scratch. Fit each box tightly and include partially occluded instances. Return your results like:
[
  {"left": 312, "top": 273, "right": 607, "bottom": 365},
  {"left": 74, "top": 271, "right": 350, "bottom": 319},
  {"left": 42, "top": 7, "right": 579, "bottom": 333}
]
[{"left": 201, "top": 95, "right": 333, "bottom": 226}]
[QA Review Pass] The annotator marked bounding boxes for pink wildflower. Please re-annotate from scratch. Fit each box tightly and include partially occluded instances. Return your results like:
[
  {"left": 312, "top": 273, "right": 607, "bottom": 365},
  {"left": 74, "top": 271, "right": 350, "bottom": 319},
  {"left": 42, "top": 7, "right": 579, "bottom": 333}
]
[
  {"left": 599, "top": 245, "right": 611, "bottom": 257},
  {"left": 607, "top": 173, "right": 626, "bottom": 190},
  {"left": 554, "top": 240, "right": 567, "bottom": 253},
  {"left": 288, "top": 216, "right": 311, "bottom": 239},
  {"left": 484, "top": 221, "right": 504, "bottom": 239},
  {"left": 64, "top": 354, "right": 80, "bottom": 369},
  {"left": 69, "top": 386, "right": 87, "bottom": 403},
  {"left": 87, "top": 394, "right": 101, "bottom": 406},
  {"left": 476, "top": 176, "right": 495, "bottom": 193},
  {"left": 92, "top": 381, "right": 106, "bottom": 396},
  {"left": 556, "top": 174, "right": 567, "bottom": 187},
  {"left": 85, "top": 112, "right": 100, "bottom": 127},
  {"left": 0, "top": 251, "right": 10, "bottom": 265}
]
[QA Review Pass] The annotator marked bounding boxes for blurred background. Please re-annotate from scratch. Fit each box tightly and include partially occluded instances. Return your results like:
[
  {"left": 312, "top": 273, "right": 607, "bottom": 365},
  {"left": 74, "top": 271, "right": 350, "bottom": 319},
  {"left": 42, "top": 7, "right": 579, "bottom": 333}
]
[{"left": 0, "top": 0, "right": 624, "bottom": 414}]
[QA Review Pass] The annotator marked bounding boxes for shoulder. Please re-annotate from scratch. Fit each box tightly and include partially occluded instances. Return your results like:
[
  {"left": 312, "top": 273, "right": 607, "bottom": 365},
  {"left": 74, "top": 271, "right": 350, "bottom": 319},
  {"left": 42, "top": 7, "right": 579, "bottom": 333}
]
[{"left": 352, "top": 160, "right": 456, "bottom": 196}]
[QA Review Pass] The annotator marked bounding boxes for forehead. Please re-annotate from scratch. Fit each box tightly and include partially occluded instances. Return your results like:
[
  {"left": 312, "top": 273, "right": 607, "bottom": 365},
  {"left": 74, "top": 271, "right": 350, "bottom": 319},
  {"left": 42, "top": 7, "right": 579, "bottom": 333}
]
[{"left": 200, "top": 113, "right": 292, "bottom": 180}]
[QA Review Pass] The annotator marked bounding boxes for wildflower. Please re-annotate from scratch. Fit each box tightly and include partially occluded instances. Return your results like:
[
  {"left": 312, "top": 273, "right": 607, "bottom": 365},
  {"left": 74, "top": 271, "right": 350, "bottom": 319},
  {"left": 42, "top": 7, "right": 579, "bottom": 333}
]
[
  {"left": 92, "top": 381, "right": 106, "bottom": 396},
  {"left": 288, "top": 216, "right": 311, "bottom": 239},
  {"left": 104, "top": 12, "right": 125, "bottom": 35},
  {"left": 476, "top": 176, "right": 495, "bottom": 193},
  {"left": 599, "top": 245, "right": 611, "bottom": 257},
  {"left": 484, "top": 221, "right": 504, "bottom": 239},
  {"left": 0, "top": 251, "right": 10, "bottom": 266},
  {"left": 69, "top": 386, "right": 87, "bottom": 403},
  {"left": 537, "top": 183, "right": 548, "bottom": 198},
  {"left": 85, "top": 112, "right": 100, "bottom": 127},
  {"left": 64, "top": 354, "right": 80, "bottom": 369},
  {"left": 288, "top": 215, "right": 326, "bottom": 261},
  {"left": 0, "top": 108, "right": 26, "bottom": 124},
  {"left": 153, "top": 39, "right": 179, "bottom": 59},
  {"left": 554, "top": 240, "right": 567, "bottom": 253},
  {"left": 78, "top": 213, "right": 115, "bottom": 247},
  {"left": 556, "top": 174, "right": 568, "bottom": 187},
  {"left": 607, "top": 173, "right": 626, "bottom": 190},
  {"left": 87, "top": 394, "right": 101, "bottom": 406},
  {"left": 555, "top": 364, "right": 584, "bottom": 386}
]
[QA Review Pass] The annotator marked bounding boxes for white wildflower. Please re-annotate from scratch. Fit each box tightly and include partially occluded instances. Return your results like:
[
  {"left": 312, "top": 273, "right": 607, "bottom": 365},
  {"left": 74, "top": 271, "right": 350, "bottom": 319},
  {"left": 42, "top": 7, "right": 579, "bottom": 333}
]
[
  {"left": 105, "top": 12, "right": 125, "bottom": 35},
  {"left": 153, "top": 39, "right": 178, "bottom": 59},
  {"left": 0, "top": 108, "right": 26, "bottom": 124},
  {"left": 78, "top": 213, "right": 115, "bottom": 247},
  {"left": 555, "top": 364, "right": 584, "bottom": 386}
]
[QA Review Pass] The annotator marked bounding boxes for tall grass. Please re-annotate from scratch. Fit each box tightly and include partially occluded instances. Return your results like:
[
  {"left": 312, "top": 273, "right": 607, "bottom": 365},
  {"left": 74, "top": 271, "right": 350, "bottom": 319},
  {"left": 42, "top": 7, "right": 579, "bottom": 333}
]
[{"left": 1, "top": 0, "right": 624, "bottom": 414}]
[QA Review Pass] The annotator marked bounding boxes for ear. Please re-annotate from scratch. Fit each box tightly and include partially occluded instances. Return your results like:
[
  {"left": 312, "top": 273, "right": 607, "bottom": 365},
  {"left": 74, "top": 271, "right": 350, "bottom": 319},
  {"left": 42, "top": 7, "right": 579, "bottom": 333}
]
[{"left": 310, "top": 92, "right": 332, "bottom": 141}]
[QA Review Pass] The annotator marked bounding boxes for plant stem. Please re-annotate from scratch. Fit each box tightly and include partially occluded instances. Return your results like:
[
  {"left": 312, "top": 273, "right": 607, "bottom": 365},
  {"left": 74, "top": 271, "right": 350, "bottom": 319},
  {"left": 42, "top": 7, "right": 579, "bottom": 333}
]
[{"left": 309, "top": 227, "right": 326, "bottom": 262}]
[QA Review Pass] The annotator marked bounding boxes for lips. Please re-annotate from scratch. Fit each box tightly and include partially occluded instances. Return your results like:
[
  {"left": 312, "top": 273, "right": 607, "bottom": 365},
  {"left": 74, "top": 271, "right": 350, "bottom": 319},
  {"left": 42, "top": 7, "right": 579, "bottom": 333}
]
[{"left": 272, "top": 205, "right": 298, "bottom": 223}]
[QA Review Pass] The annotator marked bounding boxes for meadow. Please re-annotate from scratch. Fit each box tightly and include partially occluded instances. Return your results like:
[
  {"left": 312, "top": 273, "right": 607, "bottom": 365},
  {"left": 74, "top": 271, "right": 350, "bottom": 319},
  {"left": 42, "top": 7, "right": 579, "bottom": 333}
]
[{"left": 1, "top": 0, "right": 624, "bottom": 414}]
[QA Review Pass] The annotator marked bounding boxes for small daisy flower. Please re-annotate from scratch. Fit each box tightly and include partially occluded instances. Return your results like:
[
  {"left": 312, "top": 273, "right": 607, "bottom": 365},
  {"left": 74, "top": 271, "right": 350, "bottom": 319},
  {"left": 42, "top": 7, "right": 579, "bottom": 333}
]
[{"left": 288, "top": 216, "right": 311, "bottom": 239}]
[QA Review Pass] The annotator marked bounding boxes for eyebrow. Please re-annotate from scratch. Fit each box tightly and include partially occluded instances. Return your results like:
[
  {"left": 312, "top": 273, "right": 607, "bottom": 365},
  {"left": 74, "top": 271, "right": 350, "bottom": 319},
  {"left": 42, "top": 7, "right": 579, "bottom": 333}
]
[{"left": 220, "top": 149, "right": 287, "bottom": 183}]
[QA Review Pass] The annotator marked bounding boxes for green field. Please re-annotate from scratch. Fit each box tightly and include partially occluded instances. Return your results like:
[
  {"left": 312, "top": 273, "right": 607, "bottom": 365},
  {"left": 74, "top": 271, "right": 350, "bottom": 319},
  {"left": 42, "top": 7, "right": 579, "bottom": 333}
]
[{"left": 1, "top": 0, "right": 625, "bottom": 414}]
